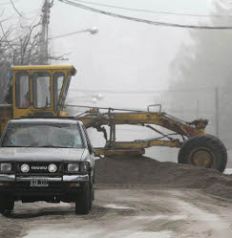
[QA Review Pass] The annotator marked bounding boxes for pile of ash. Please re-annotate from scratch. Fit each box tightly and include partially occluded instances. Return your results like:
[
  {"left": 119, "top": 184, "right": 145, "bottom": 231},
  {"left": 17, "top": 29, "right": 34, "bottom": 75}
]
[{"left": 95, "top": 156, "right": 232, "bottom": 199}]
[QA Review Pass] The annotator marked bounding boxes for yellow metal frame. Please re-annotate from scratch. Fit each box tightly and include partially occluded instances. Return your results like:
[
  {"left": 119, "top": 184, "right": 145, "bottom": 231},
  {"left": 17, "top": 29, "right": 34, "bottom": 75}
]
[
  {"left": 0, "top": 65, "right": 76, "bottom": 135},
  {"left": 11, "top": 65, "right": 76, "bottom": 72},
  {"left": 11, "top": 65, "right": 76, "bottom": 119},
  {"left": 76, "top": 106, "right": 208, "bottom": 157}
]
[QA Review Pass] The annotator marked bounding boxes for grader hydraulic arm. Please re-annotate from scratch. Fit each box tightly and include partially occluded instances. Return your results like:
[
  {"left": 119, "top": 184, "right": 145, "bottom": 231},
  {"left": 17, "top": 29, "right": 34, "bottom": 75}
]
[
  {"left": 73, "top": 105, "right": 226, "bottom": 172},
  {"left": 79, "top": 105, "right": 207, "bottom": 136}
]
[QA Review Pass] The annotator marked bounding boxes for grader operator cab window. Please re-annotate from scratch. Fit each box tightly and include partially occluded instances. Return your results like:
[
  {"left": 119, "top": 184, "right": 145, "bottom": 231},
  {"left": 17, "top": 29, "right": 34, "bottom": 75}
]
[
  {"left": 54, "top": 73, "right": 65, "bottom": 111},
  {"left": 33, "top": 73, "right": 51, "bottom": 108},
  {"left": 11, "top": 65, "right": 76, "bottom": 119},
  {"left": 15, "top": 73, "right": 29, "bottom": 108}
]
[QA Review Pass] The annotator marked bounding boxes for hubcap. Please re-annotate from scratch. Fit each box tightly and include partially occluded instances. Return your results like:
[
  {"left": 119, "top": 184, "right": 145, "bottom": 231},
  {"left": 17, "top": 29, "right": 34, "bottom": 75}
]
[{"left": 190, "top": 148, "right": 214, "bottom": 168}]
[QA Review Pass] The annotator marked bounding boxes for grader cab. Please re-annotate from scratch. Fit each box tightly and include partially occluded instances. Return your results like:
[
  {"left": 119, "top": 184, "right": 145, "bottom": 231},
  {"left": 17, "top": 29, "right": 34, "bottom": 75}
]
[
  {"left": 0, "top": 65, "right": 76, "bottom": 135},
  {"left": 0, "top": 64, "right": 228, "bottom": 172}
]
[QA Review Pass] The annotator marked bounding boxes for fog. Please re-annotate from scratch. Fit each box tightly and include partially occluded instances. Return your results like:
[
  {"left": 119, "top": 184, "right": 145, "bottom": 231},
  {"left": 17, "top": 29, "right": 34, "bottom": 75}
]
[{"left": 2, "top": 0, "right": 232, "bottom": 164}]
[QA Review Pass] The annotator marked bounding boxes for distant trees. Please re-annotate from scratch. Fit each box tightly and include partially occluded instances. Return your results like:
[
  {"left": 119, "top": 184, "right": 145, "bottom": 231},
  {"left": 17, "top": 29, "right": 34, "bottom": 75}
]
[
  {"left": 168, "top": 3, "right": 232, "bottom": 147},
  {"left": 0, "top": 18, "right": 42, "bottom": 103}
]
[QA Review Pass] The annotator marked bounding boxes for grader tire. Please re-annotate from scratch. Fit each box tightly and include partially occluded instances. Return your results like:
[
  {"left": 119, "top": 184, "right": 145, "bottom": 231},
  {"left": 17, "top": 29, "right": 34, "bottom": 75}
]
[{"left": 178, "top": 134, "right": 227, "bottom": 172}]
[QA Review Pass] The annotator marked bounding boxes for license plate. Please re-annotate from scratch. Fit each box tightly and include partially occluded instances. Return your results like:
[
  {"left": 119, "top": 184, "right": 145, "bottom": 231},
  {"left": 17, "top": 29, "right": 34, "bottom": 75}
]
[{"left": 30, "top": 178, "right": 48, "bottom": 187}]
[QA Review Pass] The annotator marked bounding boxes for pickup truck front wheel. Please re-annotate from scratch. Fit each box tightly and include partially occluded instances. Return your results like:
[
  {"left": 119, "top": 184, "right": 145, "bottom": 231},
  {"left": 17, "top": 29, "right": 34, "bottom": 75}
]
[
  {"left": 75, "top": 182, "right": 91, "bottom": 215},
  {"left": 0, "top": 195, "right": 14, "bottom": 215}
]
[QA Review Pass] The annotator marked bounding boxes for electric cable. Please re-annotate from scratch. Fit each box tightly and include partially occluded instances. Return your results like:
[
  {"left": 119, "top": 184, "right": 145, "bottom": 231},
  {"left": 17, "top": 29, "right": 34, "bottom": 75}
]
[
  {"left": 72, "top": 0, "right": 232, "bottom": 18},
  {"left": 58, "top": 0, "right": 232, "bottom": 30}
]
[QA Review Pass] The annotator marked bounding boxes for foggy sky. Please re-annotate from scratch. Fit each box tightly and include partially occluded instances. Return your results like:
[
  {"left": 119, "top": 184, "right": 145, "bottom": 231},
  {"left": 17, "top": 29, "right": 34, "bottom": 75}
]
[{"left": 1, "top": 0, "right": 225, "bottom": 108}]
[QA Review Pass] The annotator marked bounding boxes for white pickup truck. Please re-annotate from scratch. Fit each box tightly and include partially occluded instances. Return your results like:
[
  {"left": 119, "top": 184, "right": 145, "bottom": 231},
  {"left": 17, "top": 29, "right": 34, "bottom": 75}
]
[{"left": 0, "top": 118, "right": 95, "bottom": 215}]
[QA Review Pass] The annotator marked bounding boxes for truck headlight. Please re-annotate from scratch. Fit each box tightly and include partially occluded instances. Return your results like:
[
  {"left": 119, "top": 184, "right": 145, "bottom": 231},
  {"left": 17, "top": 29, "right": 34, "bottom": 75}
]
[
  {"left": 48, "top": 164, "right": 57, "bottom": 173},
  {"left": 0, "top": 163, "right": 12, "bottom": 173},
  {"left": 21, "top": 163, "right": 30, "bottom": 173},
  {"left": 67, "top": 163, "right": 79, "bottom": 172}
]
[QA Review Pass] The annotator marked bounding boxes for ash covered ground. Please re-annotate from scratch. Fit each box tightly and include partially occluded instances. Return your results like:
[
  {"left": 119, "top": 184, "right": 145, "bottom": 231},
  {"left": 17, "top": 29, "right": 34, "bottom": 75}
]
[
  {"left": 95, "top": 156, "right": 232, "bottom": 199},
  {"left": 1, "top": 156, "right": 232, "bottom": 238}
]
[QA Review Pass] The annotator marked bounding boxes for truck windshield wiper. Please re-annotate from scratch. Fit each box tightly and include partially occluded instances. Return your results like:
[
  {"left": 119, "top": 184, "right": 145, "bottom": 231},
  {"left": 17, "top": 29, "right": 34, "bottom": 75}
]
[{"left": 38, "top": 145, "right": 71, "bottom": 148}]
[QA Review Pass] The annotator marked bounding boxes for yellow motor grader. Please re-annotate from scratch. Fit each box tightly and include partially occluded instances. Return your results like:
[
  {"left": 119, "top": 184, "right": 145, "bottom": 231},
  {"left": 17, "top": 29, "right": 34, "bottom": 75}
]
[{"left": 0, "top": 65, "right": 227, "bottom": 172}]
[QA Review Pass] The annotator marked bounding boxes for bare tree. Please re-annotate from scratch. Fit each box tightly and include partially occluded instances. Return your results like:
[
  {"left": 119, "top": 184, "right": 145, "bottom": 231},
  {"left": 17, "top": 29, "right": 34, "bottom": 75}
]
[
  {"left": 0, "top": 18, "right": 42, "bottom": 103},
  {"left": 0, "top": 2, "right": 68, "bottom": 103},
  {"left": 12, "top": 22, "right": 41, "bottom": 65}
]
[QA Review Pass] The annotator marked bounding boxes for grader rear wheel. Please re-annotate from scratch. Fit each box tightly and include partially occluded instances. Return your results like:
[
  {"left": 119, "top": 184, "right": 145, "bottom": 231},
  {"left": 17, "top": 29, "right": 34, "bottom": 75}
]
[{"left": 178, "top": 135, "right": 227, "bottom": 172}]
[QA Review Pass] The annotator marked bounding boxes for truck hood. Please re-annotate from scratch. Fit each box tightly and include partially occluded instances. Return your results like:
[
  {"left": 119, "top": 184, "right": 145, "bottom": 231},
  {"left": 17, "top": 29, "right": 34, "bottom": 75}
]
[{"left": 0, "top": 147, "right": 87, "bottom": 162}]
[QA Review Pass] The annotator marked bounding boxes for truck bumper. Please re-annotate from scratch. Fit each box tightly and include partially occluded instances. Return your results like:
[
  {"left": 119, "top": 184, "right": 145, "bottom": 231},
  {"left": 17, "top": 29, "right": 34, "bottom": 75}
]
[{"left": 0, "top": 174, "right": 89, "bottom": 200}]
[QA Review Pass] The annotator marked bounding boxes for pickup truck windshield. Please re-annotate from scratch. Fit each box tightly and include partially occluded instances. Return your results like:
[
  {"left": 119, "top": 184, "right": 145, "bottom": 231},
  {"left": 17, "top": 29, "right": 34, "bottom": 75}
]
[{"left": 1, "top": 123, "right": 84, "bottom": 148}]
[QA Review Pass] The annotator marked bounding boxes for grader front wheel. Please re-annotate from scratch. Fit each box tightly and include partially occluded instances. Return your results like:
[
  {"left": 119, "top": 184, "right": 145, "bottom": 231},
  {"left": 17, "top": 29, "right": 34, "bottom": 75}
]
[{"left": 178, "top": 135, "right": 227, "bottom": 172}]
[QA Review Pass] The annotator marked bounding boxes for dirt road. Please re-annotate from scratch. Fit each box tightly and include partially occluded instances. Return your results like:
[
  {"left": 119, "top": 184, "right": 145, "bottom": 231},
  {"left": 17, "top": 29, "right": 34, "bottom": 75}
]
[
  {"left": 1, "top": 156, "right": 232, "bottom": 238},
  {"left": 1, "top": 187, "right": 232, "bottom": 238}
]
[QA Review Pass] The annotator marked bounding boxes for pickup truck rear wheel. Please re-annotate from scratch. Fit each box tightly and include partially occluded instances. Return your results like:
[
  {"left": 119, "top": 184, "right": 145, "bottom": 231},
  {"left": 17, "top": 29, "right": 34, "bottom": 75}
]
[
  {"left": 178, "top": 134, "right": 227, "bottom": 172},
  {"left": 75, "top": 182, "right": 91, "bottom": 215},
  {"left": 0, "top": 195, "right": 14, "bottom": 215}
]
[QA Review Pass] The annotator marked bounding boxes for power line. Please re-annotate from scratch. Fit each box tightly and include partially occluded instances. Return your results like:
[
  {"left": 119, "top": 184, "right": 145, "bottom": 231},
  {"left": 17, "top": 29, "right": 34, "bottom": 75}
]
[
  {"left": 72, "top": 0, "right": 232, "bottom": 19},
  {"left": 58, "top": 0, "right": 232, "bottom": 30}
]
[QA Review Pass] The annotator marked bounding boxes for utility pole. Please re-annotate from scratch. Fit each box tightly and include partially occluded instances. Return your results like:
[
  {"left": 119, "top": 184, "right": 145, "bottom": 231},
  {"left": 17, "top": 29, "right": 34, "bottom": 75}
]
[{"left": 39, "top": 0, "right": 53, "bottom": 64}]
